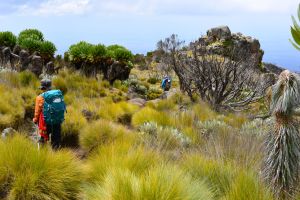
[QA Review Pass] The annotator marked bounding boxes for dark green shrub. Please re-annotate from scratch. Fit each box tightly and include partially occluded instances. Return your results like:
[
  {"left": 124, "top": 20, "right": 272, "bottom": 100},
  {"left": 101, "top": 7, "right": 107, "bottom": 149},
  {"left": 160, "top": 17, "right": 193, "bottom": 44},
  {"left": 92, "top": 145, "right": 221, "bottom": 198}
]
[
  {"left": 107, "top": 45, "right": 133, "bottom": 61},
  {"left": 18, "top": 29, "right": 44, "bottom": 42},
  {"left": 68, "top": 41, "right": 93, "bottom": 66},
  {"left": 18, "top": 38, "right": 41, "bottom": 53},
  {"left": 40, "top": 40, "right": 57, "bottom": 62},
  {"left": 147, "top": 77, "right": 159, "bottom": 84},
  {"left": 0, "top": 31, "right": 17, "bottom": 48}
]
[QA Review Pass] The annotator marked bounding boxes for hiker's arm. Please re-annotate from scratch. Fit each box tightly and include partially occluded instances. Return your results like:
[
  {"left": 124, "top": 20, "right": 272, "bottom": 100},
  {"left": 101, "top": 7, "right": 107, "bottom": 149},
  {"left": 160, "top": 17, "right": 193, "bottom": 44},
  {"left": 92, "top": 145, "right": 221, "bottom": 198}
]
[{"left": 33, "top": 96, "right": 44, "bottom": 123}]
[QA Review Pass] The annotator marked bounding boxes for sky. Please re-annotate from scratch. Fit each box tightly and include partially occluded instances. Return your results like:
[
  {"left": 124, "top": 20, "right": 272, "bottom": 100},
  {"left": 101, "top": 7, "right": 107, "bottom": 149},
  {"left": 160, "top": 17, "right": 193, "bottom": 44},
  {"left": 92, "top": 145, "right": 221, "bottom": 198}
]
[{"left": 0, "top": 0, "right": 300, "bottom": 70}]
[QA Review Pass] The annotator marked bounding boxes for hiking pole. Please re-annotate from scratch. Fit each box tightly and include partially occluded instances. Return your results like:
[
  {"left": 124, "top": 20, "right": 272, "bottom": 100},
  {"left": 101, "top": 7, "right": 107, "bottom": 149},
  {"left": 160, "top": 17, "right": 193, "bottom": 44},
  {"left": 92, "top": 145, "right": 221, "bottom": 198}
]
[{"left": 34, "top": 124, "right": 40, "bottom": 150}]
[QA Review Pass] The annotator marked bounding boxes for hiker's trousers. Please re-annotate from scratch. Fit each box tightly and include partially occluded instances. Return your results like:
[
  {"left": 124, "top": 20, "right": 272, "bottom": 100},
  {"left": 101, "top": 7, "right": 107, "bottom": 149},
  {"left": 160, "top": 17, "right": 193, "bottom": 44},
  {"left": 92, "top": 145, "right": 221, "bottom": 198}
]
[{"left": 46, "top": 123, "right": 61, "bottom": 150}]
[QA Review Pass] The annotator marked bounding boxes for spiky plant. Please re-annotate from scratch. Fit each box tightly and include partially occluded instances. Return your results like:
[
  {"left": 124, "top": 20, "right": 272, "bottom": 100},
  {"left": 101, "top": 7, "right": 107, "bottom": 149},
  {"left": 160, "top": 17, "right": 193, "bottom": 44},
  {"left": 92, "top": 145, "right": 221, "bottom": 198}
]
[
  {"left": 290, "top": 4, "right": 300, "bottom": 50},
  {"left": 263, "top": 70, "right": 300, "bottom": 199}
]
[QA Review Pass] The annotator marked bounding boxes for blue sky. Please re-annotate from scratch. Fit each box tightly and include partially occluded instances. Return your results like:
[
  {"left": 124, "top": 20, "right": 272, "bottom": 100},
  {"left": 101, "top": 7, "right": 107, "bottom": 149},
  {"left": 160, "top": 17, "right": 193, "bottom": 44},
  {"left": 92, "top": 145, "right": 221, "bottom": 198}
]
[{"left": 0, "top": 0, "right": 300, "bottom": 70}]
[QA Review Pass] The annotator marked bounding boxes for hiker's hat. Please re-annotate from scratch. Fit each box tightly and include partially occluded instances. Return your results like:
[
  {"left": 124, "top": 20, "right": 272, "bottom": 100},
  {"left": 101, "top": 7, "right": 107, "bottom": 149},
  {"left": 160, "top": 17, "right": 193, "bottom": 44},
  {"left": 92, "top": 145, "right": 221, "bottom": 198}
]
[{"left": 39, "top": 78, "right": 52, "bottom": 90}]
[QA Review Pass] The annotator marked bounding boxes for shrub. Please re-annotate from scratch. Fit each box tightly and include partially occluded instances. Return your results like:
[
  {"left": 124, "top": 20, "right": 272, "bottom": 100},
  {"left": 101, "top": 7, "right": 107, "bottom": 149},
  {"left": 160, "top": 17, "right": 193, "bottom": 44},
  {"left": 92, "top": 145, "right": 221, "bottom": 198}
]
[
  {"left": 68, "top": 41, "right": 93, "bottom": 65},
  {"left": 39, "top": 40, "right": 57, "bottom": 62},
  {"left": 132, "top": 107, "right": 171, "bottom": 127},
  {"left": 0, "top": 135, "right": 82, "bottom": 199},
  {"left": 18, "top": 29, "right": 44, "bottom": 42},
  {"left": 147, "top": 77, "right": 159, "bottom": 84},
  {"left": 139, "top": 122, "right": 192, "bottom": 150},
  {"left": 61, "top": 106, "right": 87, "bottom": 147},
  {"left": 79, "top": 119, "right": 131, "bottom": 152},
  {"left": 147, "top": 87, "right": 162, "bottom": 100},
  {"left": 0, "top": 31, "right": 17, "bottom": 48},
  {"left": 107, "top": 44, "right": 133, "bottom": 61},
  {"left": 18, "top": 38, "right": 41, "bottom": 54}
]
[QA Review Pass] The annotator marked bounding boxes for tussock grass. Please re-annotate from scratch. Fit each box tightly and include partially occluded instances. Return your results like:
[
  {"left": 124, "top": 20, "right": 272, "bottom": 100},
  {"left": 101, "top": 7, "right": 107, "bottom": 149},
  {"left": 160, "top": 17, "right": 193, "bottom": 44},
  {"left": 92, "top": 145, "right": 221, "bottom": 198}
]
[
  {"left": 84, "top": 165, "right": 214, "bottom": 200},
  {"left": 132, "top": 107, "right": 171, "bottom": 127},
  {"left": 181, "top": 154, "right": 234, "bottom": 198},
  {"left": 79, "top": 119, "right": 133, "bottom": 152},
  {"left": 84, "top": 141, "right": 159, "bottom": 184},
  {"left": 97, "top": 101, "right": 139, "bottom": 123},
  {"left": 0, "top": 85, "right": 25, "bottom": 130},
  {"left": 223, "top": 172, "right": 274, "bottom": 200},
  {"left": 61, "top": 106, "right": 87, "bottom": 147},
  {"left": 0, "top": 135, "right": 82, "bottom": 199}
]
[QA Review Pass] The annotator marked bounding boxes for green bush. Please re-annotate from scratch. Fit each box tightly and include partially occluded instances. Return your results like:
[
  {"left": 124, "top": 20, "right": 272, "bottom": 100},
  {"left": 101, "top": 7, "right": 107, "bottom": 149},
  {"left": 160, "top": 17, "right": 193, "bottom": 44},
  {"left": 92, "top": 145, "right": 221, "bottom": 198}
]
[
  {"left": 18, "top": 29, "right": 44, "bottom": 42},
  {"left": 0, "top": 31, "right": 17, "bottom": 48},
  {"left": 40, "top": 40, "right": 57, "bottom": 62},
  {"left": 68, "top": 41, "right": 94, "bottom": 65},
  {"left": 0, "top": 135, "right": 82, "bottom": 199},
  {"left": 18, "top": 38, "right": 41, "bottom": 53},
  {"left": 147, "top": 77, "right": 159, "bottom": 84},
  {"left": 107, "top": 44, "right": 133, "bottom": 61}
]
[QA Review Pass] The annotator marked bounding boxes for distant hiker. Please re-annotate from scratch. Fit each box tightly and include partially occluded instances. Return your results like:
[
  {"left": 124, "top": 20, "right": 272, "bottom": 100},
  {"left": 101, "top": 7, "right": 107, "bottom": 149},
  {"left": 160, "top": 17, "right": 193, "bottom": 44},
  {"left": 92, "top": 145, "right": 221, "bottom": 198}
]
[
  {"left": 161, "top": 76, "right": 172, "bottom": 92},
  {"left": 33, "top": 78, "right": 66, "bottom": 150}
]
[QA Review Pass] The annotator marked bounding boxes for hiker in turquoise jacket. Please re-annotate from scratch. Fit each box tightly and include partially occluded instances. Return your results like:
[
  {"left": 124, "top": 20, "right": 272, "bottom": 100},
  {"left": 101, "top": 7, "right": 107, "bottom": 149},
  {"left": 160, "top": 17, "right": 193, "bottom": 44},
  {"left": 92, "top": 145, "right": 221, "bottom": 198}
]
[{"left": 33, "top": 79, "right": 66, "bottom": 150}]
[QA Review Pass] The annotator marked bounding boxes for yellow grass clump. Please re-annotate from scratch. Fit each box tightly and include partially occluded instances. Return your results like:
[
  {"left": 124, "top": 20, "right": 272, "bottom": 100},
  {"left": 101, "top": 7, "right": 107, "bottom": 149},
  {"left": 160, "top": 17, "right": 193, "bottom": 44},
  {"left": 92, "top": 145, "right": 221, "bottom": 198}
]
[
  {"left": 79, "top": 119, "right": 134, "bottom": 152},
  {"left": 0, "top": 135, "right": 82, "bottom": 199},
  {"left": 132, "top": 107, "right": 171, "bottom": 127}
]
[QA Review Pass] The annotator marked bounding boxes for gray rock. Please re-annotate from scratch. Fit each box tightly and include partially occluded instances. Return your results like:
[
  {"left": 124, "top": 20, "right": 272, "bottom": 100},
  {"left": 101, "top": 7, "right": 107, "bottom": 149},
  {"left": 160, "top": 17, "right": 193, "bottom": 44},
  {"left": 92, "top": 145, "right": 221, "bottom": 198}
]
[
  {"left": 1, "top": 127, "right": 16, "bottom": 139},
  {"left": 19, "top": 50, "right": 30, "bottom": 71},
  {"left": 13, "top": 45, "right": 21, "bottom": 55},
  {"left": 44, "top": 61, "right": 55, "bottom": 75},
  {"left": 207, "top": 26, "right": 231, "bottom": 41},
  {"left": 29, "top": 55, "right": 43, "bottom": 76},
  {"left": 104, "top": 61, "right": 131, "bottom": 84},
  {"left": 128, "top": 98, "right": 146, "bottom": 107},
  {"left": 2, "top": 47, "right": 11, "bottom": 67}
]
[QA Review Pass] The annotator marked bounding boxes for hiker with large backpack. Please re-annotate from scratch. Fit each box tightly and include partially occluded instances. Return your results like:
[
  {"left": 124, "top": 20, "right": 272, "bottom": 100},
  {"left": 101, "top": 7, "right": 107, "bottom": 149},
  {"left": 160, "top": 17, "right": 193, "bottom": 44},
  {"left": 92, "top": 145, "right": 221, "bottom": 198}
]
[
  {"left": 161, "top": 76, "right": 172, "bottom": 92},
  {"left": 33, "top": 79, "right": 66, "bottom": 150}
]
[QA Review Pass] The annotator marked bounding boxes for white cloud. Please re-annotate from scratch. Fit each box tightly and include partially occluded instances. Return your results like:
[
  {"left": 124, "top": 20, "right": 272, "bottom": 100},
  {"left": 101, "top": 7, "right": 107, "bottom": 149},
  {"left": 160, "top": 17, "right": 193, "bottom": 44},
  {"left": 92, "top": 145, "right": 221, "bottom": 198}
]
[
  {"left": 11, "top": 0, "right": 300, "bottom": 17},
  {"left": 18, "top": 0, "right": 91, "bottom": 16}
]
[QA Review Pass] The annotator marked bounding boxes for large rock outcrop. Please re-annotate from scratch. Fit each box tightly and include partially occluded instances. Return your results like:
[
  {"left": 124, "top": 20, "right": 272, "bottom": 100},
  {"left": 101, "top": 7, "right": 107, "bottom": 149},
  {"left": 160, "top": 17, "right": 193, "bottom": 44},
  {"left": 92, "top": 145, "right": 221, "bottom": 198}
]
[
  {"left": 103, "top": 61, "right": 131, "bottom": 84},
  {"left": 194, "top": 26, "right": 264, "bottom": 72}
]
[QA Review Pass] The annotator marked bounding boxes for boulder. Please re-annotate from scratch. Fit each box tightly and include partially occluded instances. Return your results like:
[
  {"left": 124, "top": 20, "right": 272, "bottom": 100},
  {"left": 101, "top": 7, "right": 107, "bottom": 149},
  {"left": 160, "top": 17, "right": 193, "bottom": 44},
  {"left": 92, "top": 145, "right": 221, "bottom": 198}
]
[
  {"left": 44, "top": 61, "right": 55, "bottom": 75},
  {"left": 19, "top": 50, "right": 30, "bottom": 71},
  {"left": 2, "top": 47, "right": 11, "bottom": 67},
  {"left": 104, "top": 61, "right": 131, "bottom": 84},
  {"left": 29, "top": 55, "right": 43, "bottom": 76},
  {"left": 207, "top": 26, "right": 231, "bottom": 41},
  {"left": 13, "top": 45, "right": 21, "bottom": 55},
  {"left": 128, "top": 98, "right": 146, "bottom": 107}
]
